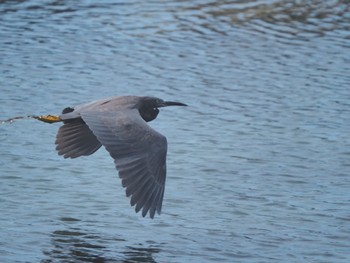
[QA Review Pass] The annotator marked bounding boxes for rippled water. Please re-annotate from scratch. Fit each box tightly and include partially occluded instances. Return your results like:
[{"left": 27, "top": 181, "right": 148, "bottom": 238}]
[{"left": 1, "top": 0, "right": 349, "bottom": 262}]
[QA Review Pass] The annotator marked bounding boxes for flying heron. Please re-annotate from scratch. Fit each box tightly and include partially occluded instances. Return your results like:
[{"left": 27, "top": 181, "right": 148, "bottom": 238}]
[{"left": 3, "top": 96, "right": 187, "bottom": 218}]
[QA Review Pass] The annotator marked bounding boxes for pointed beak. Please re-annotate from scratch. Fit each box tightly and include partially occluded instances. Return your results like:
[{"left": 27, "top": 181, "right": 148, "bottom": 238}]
[{"left": 161, "top": 101, "right": 188, "bottom": 107}]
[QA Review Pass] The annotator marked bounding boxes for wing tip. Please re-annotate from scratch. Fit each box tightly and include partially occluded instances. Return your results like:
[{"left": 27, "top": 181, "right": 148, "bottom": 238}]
[{"left": 129, "top": 194, "right": 162, "bottom": 219}]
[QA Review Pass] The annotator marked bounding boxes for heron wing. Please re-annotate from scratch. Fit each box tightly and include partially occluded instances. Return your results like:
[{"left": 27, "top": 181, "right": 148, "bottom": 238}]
[
  {"left": 55, "top": 118, "right": 102, "bottom": 158},
  {"left": 81, "top": 109, "right": 167, "bottom": 219}
]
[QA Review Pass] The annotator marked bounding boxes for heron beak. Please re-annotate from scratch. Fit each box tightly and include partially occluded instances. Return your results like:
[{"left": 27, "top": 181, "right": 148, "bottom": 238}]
[{"left": 162, "top": 101, "right": 188, "bottom": 107}]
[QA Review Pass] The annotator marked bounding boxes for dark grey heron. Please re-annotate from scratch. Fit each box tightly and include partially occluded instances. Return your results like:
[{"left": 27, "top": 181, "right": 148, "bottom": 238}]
[{"left": 3, "top": 96, "right": 187, "bottom": 219}]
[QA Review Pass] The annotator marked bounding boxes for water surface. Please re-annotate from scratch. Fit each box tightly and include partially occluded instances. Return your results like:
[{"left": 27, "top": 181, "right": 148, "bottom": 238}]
[{"left": 1, "top": 0, "right": 349, "bottom": 262}]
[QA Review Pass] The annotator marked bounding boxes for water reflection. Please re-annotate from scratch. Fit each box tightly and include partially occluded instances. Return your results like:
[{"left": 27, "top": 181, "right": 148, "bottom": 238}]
[
  {"left": 1, "top": 0, "right": 349, "bottom": 43},
  {"left": 42, "top": 218, "right": 160, "bottom": 263},
  {"left": 122, "top": 246, "right": 160, "bottom": 263},
  {"left": 42, "top": 229, "right": 107, "bottom": 262},
  {"left": 186, "top": 0, "right": 350, "bottom": 40}
]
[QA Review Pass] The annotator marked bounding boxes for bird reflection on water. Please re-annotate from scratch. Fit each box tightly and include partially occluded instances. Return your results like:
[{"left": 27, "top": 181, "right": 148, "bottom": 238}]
[{"left": 42, "top": 218, "right": 160, "bottom": 263}]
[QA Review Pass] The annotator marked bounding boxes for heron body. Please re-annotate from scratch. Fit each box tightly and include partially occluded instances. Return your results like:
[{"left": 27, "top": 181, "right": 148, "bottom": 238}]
[{"left": 55, "top": 96, "right": 186, "bottom": 219}]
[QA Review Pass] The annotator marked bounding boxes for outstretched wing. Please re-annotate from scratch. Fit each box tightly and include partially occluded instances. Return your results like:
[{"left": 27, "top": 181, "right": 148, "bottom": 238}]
[
  {"left": 55, "top": 118, "right": 102, "bottom": 158},
  {"left": 81, "top": 109, "right": 167, "bottom": 219}
]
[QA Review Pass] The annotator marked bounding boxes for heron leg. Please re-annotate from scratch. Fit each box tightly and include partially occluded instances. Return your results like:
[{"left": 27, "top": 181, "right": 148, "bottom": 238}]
[{"left": 34, "top": 115, "right": 62, "bottom": 123}]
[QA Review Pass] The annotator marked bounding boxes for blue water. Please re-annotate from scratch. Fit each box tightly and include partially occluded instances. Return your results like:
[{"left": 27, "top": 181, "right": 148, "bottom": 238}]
[{"left": 1, "top": 1, "right": 349, "bottom": 262}]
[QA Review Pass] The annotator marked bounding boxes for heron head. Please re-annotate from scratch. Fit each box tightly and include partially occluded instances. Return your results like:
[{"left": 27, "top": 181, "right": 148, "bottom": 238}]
[{"left": 139, "top": 97, "right": 187, "bottom": 122}]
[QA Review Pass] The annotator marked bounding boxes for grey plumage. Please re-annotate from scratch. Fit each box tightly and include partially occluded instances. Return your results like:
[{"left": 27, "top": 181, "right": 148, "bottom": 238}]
[{"left": 55, "top": 96, "right": 187, "bottom": 219}]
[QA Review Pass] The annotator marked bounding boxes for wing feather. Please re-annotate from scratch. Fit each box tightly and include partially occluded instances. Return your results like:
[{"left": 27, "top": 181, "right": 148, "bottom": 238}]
[
  {"left": 55, "top": 119, "right": 102, "bottom": 158},
  {"left": 141, "top": 185, "right": 160, "bottom": 217},
  {"left": 81, "top": 109, "right": 167, "bottom": 219}
]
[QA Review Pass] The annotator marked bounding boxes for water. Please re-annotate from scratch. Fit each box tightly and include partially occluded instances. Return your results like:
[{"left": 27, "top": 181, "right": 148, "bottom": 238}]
[{"left": 1, "top": 0, "right": 349, "bottom": 262}]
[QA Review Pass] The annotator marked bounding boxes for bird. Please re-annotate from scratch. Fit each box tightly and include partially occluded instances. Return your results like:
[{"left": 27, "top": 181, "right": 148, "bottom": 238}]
[
  {"left": 55, "top": 95, "right": 187, "bottom": 219},
  {"left": 2, "top": 96, "right": 187, "bottom": 219}
]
